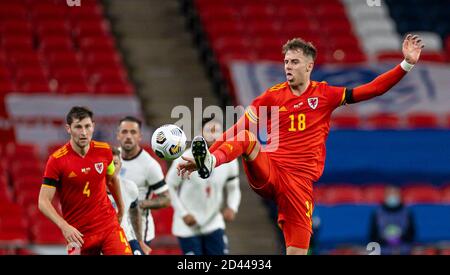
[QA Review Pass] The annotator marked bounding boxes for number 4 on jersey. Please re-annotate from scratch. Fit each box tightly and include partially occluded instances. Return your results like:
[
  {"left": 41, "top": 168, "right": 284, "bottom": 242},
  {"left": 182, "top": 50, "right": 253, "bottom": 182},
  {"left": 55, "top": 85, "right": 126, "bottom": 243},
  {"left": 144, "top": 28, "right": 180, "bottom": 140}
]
[{"left": 83, "top": 182, "right": 91, "bottom": 197}]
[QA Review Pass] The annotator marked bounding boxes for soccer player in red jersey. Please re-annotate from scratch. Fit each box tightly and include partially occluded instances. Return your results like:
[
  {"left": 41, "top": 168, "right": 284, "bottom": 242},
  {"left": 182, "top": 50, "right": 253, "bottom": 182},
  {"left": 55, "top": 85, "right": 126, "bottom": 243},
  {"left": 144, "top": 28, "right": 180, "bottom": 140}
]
[
  {"left": 38, "top": 106, "right": 132, "bottom": 255},
  {"left": 178, "top": 34, "right": 424, "bottom": 255}
]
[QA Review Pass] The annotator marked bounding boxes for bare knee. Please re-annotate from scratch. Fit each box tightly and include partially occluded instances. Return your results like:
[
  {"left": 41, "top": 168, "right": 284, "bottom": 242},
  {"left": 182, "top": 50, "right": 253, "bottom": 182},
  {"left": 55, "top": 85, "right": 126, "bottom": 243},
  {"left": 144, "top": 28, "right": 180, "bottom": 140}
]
[{"left": 286, "top": 246, "right": 308, "bottom": 255}]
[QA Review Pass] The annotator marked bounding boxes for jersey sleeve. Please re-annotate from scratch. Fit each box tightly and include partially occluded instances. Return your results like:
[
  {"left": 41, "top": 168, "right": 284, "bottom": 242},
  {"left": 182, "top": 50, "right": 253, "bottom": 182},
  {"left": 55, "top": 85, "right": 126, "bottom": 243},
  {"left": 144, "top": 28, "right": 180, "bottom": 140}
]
[
  {"left": 146, "top": 156, "right": 167, "bottom": 195},
  {"left": 43, "top": 156, "right": 61, "bottom": 188},
  {"left": 245, "top": 91, "right": 271, "bottom": 124},
  {"left": 325, "top": 85, "right": 347, "bottom": 109},
  {"left": 225, "top": 160, "right": 241, "bottom": 213}
]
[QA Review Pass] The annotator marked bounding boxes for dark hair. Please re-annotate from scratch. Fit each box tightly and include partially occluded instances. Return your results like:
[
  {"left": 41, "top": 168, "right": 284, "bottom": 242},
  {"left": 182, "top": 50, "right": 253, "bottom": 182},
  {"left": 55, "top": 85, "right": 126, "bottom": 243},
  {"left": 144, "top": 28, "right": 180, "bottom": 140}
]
[
  {"left": 119, "top": 116, "right": 142, "bottom": 129},
  {"left": 111, "top": 146, "right": 121, "bottom": 157},
  {"left": 66, "top": 106, "right": 94, "bottom": 125},
  {"left": 282, "top": 38, "right": 317, "bottom": 61}
]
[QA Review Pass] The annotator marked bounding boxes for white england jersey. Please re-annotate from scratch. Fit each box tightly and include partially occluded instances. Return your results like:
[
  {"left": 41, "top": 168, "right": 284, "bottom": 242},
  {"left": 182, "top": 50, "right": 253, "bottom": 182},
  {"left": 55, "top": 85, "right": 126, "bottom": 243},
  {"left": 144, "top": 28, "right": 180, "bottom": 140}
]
[
  {"left": 108, "top": 177, "right": 139, "bottom": 241},
  {"left": 166, "top": 149, "right": 241, "bottom": 238},
  {"left": 120, "top": 149, "right": 167, "bottom": 242}
]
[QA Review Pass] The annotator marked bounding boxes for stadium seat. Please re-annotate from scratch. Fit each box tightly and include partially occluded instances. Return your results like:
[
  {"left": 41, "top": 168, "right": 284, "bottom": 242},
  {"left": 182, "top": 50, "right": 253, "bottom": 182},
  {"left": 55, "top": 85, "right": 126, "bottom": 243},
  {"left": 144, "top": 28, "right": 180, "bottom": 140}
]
[
  {"left": 36, "top": 19, "right": 70, "bottom": 37},
  {"left": 15, "top": 65, "right": 48, "bottom": 84},
  {"left": 362, "top": 184, "right": 387, "bottom": 204},
  {"left": 406, "top": 112, "right": 439, "bottom": 128},
  {"left": 366, "top": 113, "right": 401, "bottom": 129},
  {"left": 0, "top": 20, "right": 33, "bottom": 36},
  {"left": 0, "top": 3, "right": 27, "bottom": 20},
  {"left": 411, "top": 246, "right": 439, "bottom": 255},
  {"left": 39, "top": 36, "right": 74, "bottom": 53},
  {"left": 317, "top": 184, "right": 364, "bottom": 204},
  {"left": 59, "top": 82, "right": 93, "bottom": 94},
  {"left": 2, "top": 36, "right": 34, "bottom": 51},
  {"left": 402, "top": 184, "right": 442, "bottom": 204},
  {"left": 330, "top": 114, "right": 361, "bottom": 129},
  {"left": 20, "top": 81, "right": 52, "bottom": 93},
  {"left": 441, "top": 184, "right": 450, "bottom": 203},
  {"left": 8, "top": 51, "right": 42, "bottom": 68},
  {"left": 95, "top": 81, "right": 134, "bottom": 95}
]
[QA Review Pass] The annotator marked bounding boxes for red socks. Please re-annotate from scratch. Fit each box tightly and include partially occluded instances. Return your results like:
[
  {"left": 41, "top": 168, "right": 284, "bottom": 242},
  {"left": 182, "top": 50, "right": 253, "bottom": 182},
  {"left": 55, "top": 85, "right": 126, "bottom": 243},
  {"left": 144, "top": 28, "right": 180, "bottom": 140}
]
[{"left": 213, "top": 130, "right": 256, "bottom": 167}]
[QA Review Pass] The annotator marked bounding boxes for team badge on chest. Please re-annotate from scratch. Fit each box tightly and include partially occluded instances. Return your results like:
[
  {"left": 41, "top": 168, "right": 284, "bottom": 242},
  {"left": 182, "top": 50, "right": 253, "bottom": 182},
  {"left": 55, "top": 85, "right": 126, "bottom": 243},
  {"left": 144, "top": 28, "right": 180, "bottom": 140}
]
[
  {"left": 94, "top": 162, "right": 104, "bottom": 174},
  {"left": 308, "top": 97, "right": 319, "bottom": 109}
]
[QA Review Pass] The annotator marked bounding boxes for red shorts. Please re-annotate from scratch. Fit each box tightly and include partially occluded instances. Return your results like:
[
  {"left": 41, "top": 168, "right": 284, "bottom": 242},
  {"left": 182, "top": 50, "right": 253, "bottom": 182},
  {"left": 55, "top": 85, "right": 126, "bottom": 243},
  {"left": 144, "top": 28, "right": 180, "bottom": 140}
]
[
  {"left": 72, "top": 225, "right": 132, "bottom": 255},
  {"left": 242, "top": 151, "right": 314, "bottom": 249}
]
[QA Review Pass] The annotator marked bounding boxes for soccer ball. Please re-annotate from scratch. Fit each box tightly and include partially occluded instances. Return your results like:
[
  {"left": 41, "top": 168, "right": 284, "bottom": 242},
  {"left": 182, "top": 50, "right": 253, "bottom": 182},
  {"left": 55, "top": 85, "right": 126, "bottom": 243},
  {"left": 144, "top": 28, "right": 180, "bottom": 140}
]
[{"left": 151, "top": 124, "right": 187, "bottom": 160}]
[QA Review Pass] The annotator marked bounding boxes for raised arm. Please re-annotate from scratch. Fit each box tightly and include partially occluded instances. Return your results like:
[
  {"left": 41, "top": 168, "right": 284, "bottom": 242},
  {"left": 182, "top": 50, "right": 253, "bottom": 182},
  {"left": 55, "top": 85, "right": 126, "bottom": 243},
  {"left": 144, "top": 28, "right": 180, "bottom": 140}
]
[{"left": 346, "top": 34, "right": 424, "bottom": 104}]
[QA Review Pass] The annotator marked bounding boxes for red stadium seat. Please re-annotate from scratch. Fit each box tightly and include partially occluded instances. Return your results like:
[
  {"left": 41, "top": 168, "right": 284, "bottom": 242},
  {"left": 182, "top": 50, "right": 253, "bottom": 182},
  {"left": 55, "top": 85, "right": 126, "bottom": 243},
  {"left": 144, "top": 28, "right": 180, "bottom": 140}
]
[
  {"left": 59, "top": 82, "right": 93, "bottom": 94},
  {"left": 406, "top": 112, "right": 439, "bottom": 128},
  {"left": 95, "top": 81, "right": 134, "bottom": 95},
  {"left": 419, "top": 52, "right": 447, "bottom": 63},
  {"left": 204, "top": 21, "right": 245, "bottom": 42},
  {"left": 411, "top": 246, "right": 439, "bottom": 255},
  {"left": 246, "top": 21, "right": 281, "bottom": 37},
  {"left": 330, "top": 114, "right": 361, "bottom": 129},
  {"left": 47, "top": 51, "right": 81, "bottom": 68},
  {"left": 199, "top": 6, "right": 240, "bottom": 24},
  {"left": 366, "top": 113, "right": 401, "bottom": 129},
  {"left": 79, "top": 36, "right": 116, "bottom": 53},
  {"left": 376, "top": 51, "right": 405, "bottom": 62},
  {"left": 29, "top": 1, "right": 68, "bottom": 20},
  {"left": 241, "top": 4, "right": 275, "bottom": 20},
  {"left": 36, "top": 19, "right": 70, "bottom": 37},
  {"left": 74, "top": 20, "right": 109, "bottom": 38},
  {"left": 11, "top": 161, "right": 43, "bottom": 178},
  {"left": 0, "top": 79, "right": 16, "bottom": 94},
  {"left": 39, "top": 36, "right": 74, "bottom": 52},
  {"left": 0, "top": 20, "right": 33, "bottom": 36},
  {"left": 441, "top": 184, "right": 450, "bottom": 203},
  {"left": 52, "top": 66, "right": 86, "bottom": 84},
  {"left": 20, "top": 81, "right": 51, "bottom": 93},
  {"left": 317, "top": 184, "right": 364, "bottom": 204},
  {"left": 15, "top": 66, "right": 48, "bottom": 83},
  {"left": 362, "top": 184, "right": 387, "bottom": 204},
  {"left": 402, "top": 184, "right": 442, "bottom": 204},
  {"left": 0, "top": 3, "right": 27, "bottom": 20},
  {"left": 2, "top": 36, "right": 34, "bottom": 51},
  {"left": 30, "top": 220, "right": 65, "bottom": 244},
  {"left": 4, "top": 143, "right": 40, "bottom": 159},
  {"left": 0, "top": 203, "right": 29, "bottom": 245},
  {"left": 8, "top": 51, "right": 42, "bottom": 68}
]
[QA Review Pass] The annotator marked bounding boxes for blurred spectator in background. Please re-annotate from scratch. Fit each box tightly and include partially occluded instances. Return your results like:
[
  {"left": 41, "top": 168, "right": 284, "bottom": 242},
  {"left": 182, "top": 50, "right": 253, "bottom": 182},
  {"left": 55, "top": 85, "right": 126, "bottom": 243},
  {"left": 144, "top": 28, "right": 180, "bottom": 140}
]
[
  {"left": 370, "top": 185, "right": 415, "bottom": 255},
  {"left": 166, "top": 116, "right": 241, "bottom": 255}
]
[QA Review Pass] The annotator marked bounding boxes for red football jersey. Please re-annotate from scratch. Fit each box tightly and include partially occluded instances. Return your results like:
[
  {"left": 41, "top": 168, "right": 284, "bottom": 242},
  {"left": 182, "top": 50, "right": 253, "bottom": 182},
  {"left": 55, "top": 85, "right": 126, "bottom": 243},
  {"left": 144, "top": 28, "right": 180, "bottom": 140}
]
[
  {"left": 245, "top": 81, "right": 345, "bottom": 192},
  {"left": 43, "top": 140, "right": 118, "bottom": 235}
]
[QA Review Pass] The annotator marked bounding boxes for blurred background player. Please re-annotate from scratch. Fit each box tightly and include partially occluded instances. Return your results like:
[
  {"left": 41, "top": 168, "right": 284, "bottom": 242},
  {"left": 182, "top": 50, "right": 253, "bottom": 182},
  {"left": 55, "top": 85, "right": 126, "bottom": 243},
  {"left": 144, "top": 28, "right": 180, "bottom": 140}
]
[
  {"left": 117, "top": 116, "right": 171, "bottom": 249},
  {"left": 178, "top": 34, "right": 424, "bottom": 255},
  {"left": 108, "top": 147, "right": 151, "bottom": 255},
  {"left": 166, "top": 115, "right": 241, "bottom": 255},
  {"left": 38, "top": 106, "right": 131, "bottom": 255},
  {"left": 370, "top": 185, "right": 416, "bottom": 255}
]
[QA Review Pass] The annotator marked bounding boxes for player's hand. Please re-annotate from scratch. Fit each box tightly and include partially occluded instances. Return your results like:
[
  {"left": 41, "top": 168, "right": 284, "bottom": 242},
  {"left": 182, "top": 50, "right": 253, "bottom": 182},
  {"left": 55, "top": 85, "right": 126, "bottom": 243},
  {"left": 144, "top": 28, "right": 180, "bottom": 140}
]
[
  {"left": 222, "top": 208, "right": 236, "bottom": 222},
  {"left": 139, "top": 240, "right": 152, "bottom": 255},
  {"left": 177, "top": 156, "right": 197, "bottom": 179},
  {"left": 61, "top": 222, "right": 84, "bottom": 248},
  {"left": 403, "top": 34, "right": 424, "bottom": 65},
  {"left": 182, "top": 214, "right": 197, "bottom": 226}
]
